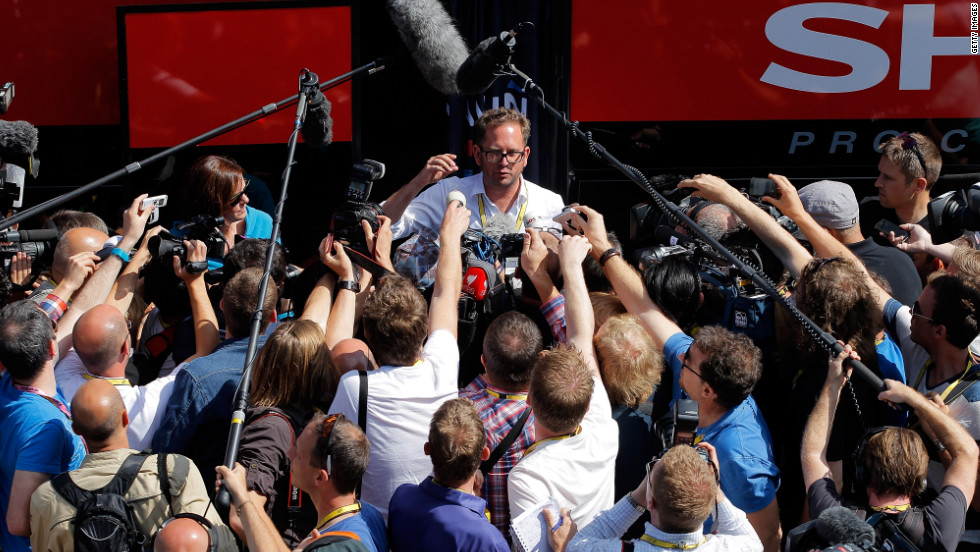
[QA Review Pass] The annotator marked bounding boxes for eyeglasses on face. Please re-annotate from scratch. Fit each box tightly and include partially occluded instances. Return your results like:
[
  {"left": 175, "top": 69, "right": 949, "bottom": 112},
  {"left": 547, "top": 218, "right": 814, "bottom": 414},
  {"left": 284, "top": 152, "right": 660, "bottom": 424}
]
[
  {"left": 681, "top": 351, "right": 706, "bottom": 381},
  {"left": 478, "top": 148, "right": 526, "bottom": 164},
  {"left": 911, "top": 300, "right": 935, "bottom": 323},
  {"left": 228, "top": 179, "right": 250, "bottom": 206}
]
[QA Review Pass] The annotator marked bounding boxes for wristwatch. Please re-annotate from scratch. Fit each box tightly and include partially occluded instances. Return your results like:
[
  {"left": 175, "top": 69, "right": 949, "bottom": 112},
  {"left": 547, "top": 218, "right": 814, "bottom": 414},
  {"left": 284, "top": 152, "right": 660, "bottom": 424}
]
[
  {"left": 626, "top": 492, "right": 646, "bottom": 513},
  {"left": 337, "top": 280, "right": 360, "bottom": 293}
]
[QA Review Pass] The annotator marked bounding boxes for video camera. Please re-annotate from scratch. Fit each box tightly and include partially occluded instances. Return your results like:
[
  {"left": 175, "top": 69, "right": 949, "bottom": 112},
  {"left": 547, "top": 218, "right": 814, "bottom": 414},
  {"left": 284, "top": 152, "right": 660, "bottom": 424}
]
[
  {"left": 926, "top": 182, "right": 980, "bottom": 244},
  {"left": 330, "top": 159, "right": 385, "bottom": 257},
  {"left": 0, "top": 228, "right": 58, "bottom": 276},
  {"left": 148, "top": 215, "right": 226, "bottom": 265}
]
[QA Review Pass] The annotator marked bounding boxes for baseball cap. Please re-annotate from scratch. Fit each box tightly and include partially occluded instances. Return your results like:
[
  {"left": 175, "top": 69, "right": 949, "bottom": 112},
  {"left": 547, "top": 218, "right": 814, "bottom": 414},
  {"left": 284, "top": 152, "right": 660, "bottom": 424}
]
[{"left": 798, "top": 180, "right": 859, "bottom": 230}]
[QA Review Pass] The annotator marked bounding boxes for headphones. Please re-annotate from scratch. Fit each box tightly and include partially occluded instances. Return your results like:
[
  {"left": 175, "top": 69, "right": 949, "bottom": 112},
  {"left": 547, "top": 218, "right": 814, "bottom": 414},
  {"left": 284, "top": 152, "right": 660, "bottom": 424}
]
[
  {"left": 851, "top": 426, "right": 926, "bottom": 497},
  {"left": 154, "top": 512, "right": 219, "bottom": 552}
]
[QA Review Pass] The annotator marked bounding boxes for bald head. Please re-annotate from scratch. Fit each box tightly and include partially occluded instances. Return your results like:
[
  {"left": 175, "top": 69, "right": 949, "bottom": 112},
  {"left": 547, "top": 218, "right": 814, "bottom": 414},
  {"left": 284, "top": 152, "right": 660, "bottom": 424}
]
[
  {"left": 331, "top": 338, "right": 377, "bottom": 375},
  {"left": 73, "top": 304, "right": 129, "bottom": 376},
  {"left": 52, "top": 227, "right": 108, "bottom": 282},
  {"left": 71, "top": 379, "right": 127, "bottom": 447},
  {"left": 153, "top": 516, "right": 212, "bottom": 552}
]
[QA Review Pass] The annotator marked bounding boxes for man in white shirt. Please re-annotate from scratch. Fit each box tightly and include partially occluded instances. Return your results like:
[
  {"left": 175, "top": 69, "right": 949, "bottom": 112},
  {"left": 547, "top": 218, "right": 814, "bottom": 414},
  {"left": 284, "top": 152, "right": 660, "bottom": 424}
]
[
  {"left": 507, "top": 235, "right": 619, "bottom": 528},
  {"left": 328, "top": 200, "right": 469, "bottom": 520},
  {"left": 385, "top": 107, "right": 564, "bottom": 239}
]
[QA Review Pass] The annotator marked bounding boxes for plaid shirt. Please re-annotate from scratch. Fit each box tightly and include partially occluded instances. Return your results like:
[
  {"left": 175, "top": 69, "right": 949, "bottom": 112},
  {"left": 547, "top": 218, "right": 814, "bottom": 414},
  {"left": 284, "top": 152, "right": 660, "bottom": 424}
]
[
  {"left": 37, "top": 293, "right": 68, "bottom": 322},
  {"left": 540, "top": 294, "right": 566, "bottom": 343},
  {"left": 460, "top": 375, "right": 535, "bottom": 538}
]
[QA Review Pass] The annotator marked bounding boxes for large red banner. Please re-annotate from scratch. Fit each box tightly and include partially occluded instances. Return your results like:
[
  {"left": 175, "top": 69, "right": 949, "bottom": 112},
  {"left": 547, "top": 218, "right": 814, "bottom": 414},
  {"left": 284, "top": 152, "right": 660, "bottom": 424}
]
[{"left": 571, "top": 0, "right": 980, "bottom": 121}]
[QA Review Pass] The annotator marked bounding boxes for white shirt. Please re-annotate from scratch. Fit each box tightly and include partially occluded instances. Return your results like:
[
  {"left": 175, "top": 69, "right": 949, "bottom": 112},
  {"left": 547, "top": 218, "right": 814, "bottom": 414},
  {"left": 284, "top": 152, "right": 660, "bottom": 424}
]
[
  {"left": 507, "top": 375, "right": 619, "bottom": 528},
  {"left": 390, "top": 173, "right": 565, "bottom": 239},
  {"left": 55, "top": 350, "right": 183, "bottom": 451},
  {"left": 328, "top": 329, "right": 459, "bottom": 520}
]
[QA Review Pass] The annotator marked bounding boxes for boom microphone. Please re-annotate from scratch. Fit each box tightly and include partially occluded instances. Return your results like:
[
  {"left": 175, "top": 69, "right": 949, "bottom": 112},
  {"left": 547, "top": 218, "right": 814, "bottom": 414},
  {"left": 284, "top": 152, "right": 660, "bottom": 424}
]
[
  {"left": 300, "top": 81, "right": 334, "bottom": 147},
  {"left": 0, "top": 229, "right": 59, "bottom": 242},
  {"left": 386, "top": 0, "right": 470, "bottom": 96},
  {"left": 816, "top": 507, "right": 875, "bottom": 547},
  {"left": 0, "top": 120, "right": 38, "bottom": 158},
  {"left": 456, "top": 23, "right": 533, "bottom": 96}
]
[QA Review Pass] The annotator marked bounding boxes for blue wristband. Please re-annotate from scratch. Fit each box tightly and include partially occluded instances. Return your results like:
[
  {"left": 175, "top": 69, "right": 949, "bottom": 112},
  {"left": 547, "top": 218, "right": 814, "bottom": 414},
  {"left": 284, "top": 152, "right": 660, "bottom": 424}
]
[{"left": 110, "top": 247, "right": 131, "bottom": 263}]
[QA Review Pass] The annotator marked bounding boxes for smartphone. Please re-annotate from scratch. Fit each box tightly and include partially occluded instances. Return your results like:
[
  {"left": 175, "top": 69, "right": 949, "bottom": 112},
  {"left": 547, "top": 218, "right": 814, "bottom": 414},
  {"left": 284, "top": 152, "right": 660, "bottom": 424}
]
[
  {"left": 142, "top": 194, "right": 168, "bottom": 224},
  {"left": 874, "top": 218, "right": 909, "bottom": 242},
  {"left": 748, "top": 177, "right": 778, "bottom": 198}
]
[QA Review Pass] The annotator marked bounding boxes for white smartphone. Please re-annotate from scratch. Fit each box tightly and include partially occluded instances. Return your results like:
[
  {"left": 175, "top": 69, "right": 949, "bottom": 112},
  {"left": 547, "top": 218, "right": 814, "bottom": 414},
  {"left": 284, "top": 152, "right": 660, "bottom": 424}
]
[{"left": 141, "top": 194, "right": 168, "bottom": 224}]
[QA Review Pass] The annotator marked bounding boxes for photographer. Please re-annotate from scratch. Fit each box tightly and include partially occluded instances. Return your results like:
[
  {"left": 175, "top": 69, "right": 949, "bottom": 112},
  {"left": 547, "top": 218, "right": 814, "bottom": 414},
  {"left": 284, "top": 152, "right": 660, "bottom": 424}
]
[
  {"left": 565, "top": 443, "right": 763, "bottom": 552},
  {"left": 802, "top": 345, "right": 978, "bottom": 552},
  {"left": 557, "top": 204, "right": 781, "bottom": 552}
]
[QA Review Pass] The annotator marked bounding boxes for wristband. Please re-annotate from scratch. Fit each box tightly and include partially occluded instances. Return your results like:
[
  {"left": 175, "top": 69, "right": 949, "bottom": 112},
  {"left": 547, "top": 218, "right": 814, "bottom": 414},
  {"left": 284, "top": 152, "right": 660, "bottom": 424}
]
[
  {"left": 235, "top": 500, "right": 252, "bottom": 516},
  {"left": 598, "top": 248, "right": 621, "bottom": 267},
  {"left": 337, "top": 280, "right": 361, "bottom": 293},
  {"left": 110, "top": 247, "right": 131, "bottom": 263}
]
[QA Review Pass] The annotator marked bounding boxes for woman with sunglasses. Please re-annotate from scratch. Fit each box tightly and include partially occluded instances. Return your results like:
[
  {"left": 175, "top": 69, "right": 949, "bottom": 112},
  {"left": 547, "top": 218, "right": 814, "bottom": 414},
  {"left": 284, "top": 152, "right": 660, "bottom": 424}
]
[
  {"left": 230, "top": 319, "right": 338, "bottom": 548},
  {"left": 182, "top": 155, "right": 273, "bottom": 257}
]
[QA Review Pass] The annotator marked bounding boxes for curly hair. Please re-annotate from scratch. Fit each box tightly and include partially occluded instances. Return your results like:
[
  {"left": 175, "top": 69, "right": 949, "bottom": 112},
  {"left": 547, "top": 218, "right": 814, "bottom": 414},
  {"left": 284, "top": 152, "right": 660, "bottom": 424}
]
[
  {"left": 796, "top": 257, "right": 879, "bottom": 355},
  {"left": 594, "top": 314, "right": 662, "bottom": 408},
  {"left": 692, "top": 326, "right": 762, "bottom": 409}
]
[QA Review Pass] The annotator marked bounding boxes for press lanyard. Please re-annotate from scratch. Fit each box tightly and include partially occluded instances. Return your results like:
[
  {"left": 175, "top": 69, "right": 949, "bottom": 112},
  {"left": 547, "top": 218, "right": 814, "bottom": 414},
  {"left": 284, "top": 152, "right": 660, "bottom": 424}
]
[
  {"left": 870, "top": 504, "right": 911, "bottom": 513},
  {"left": 477, "top": 182, "right": 528, "bottom": 231},
  {"left": 12, "top": 382, "right": 72, "bottom": 420},
  {"left": 913, "top": 352, "right": 977, "bottom": 402},
  {"left": 524, "top": 426, "right": 581, "bottom": 456},
  {"left": 83, "top": 374, "right": 131, "bottom": 386},
  {"left": 313, "top": 502, "right": 361, "bottom": 533},
  {"left": 639, "top": 534, "right": 706, "bottom": 549},
  {"left": 485, "top": 388, "right": 527, "bottom": 401}
]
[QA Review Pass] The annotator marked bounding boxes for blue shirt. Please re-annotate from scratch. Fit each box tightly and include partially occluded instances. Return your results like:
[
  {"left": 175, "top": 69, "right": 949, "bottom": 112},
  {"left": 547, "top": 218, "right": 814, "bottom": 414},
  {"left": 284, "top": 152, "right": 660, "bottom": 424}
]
[
  {"left": 697, "top": 396, "right": 779, "bottom": 516},
  {"left": 663, "top": 332, "right": 695, "bottom": 405},
  {"left": 152, "top": 335, "right": 268, "bottom": 493},
  {"left": 0, "top": 373, "right": 86, "bottom": 552},
  {"left": 331, "top": 502, "right": 388, "bottom": 552},
  {"left": 876, "top": 332, "right": 909, "bottom": 425},
  {"left": 388, "top": 477, "right": 509, "bottom": 552}
]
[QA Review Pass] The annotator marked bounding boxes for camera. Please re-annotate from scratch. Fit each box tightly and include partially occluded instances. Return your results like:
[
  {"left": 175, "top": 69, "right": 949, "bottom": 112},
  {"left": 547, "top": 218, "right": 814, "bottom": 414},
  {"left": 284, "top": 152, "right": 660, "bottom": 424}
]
[
  {"left": 0, "top": 83, "right": 13, "bottom": 115},
  {"left": 331, "top": 159, "right": 385, "bottom": 255},
  {"left": 148, "top": 215, "right": 226, "bottom": 264},
  {"left": 926, "top": 182, "right": 980, "bottom": 244},
  {"left": 748, "top": 177, "right": 778, "bottom": 198},
  {"left": 0, "top": 241, "right": 54, "bottom": 275},
  {"left": 654, "top": 399, "right": 711, "bottom": 465}
]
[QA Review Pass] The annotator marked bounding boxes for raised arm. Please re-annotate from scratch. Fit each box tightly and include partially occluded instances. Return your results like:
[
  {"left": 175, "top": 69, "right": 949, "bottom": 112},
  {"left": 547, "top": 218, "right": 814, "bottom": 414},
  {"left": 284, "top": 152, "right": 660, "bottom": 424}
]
[
  {"left": 105, "top": 225, "right": 164, "bottom": 315},
  {"left": 557, "top": 204, "right": 681, "bottom": 350},
  {"left": 298, "top": 238, "right": 337, "bottom": 334},
  {"left": 429, "top": 201, "right": 469, "bottom": 338},
  {"left": 558, "top": 235, "right": 599, "bottom": 378},
  {"left": 879, "top": 380, "right": 979, "bottom": 504},
  {"left": 321, "top": 238, "right": 358, "bottom": 349},
  {"left": 383, "top": 153, "right": 458, "bottom": 224},
  {"left": 173, "top": 240, "right": 219, "bottom": 362},
  {"left": 679, "top": 174, "right": 812, "bottom": 278},
  {"left": 802, "top": 345, "right": 856, "bottom": 490}
]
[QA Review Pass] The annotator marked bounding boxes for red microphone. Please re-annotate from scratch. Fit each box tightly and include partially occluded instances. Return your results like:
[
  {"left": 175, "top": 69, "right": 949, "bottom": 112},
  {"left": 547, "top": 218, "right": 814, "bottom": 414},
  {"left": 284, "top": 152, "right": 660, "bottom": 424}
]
[{"left": 461, "top": 266, "right": 489, "bottom": 301}]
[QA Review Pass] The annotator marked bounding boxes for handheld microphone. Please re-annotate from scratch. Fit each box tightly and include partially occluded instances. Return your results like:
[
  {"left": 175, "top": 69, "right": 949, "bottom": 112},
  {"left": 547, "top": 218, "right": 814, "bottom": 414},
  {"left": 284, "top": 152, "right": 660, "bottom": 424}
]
[
  {"left": 456, "top": 22, "right": 533, "bottom": 95},
  {"left": 462, "top": 265, "right": 489, "bottom": 300},
  {"left": 387, "top": 0, "right": 470, "bottom": 95},
  {"left": 816, "top": 507, "right": 875, "bottom": 547},
  {"left": 299, "top": 74, "right": 334, "bottom": 147},
  {"left": 447, "top": 190, "right": 466, "bottom": 208},
  {"left": 0, "top": 229, "right": 59, "bottom": 242}
]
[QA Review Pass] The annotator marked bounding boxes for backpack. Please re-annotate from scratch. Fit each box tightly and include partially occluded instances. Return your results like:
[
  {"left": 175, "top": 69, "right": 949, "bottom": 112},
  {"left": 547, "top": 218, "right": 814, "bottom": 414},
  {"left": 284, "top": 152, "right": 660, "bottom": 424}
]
[{"left": 51, "top": 453, "right": 151, "bottom": 552}]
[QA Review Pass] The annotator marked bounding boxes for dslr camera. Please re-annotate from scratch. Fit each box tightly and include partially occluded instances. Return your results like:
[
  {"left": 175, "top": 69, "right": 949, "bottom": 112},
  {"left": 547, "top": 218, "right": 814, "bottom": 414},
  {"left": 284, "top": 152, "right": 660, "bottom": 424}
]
[
  {"left": 654, "top": 399, "right": 711, "bottom": 464},
  {"left": 330, "top": 159, "right": 385, "bottom": 256}
]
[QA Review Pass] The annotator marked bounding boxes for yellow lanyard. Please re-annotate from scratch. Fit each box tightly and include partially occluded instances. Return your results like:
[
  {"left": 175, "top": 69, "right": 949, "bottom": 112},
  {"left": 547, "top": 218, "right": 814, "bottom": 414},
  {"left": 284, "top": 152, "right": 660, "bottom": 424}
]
[
  {"left": 477, "top": 184, "right": 528, "bottom": 231},
  {"left": 639, "top": 534, "right": 706, "bottom": 550},
  {"left": 913, "top": 353, "right": 977, "bottom": 402},
  {"left": 870, "top": 504, "right": 911, "bottom": 513},
  {"left": 83, "top": 374, "right": 131, "bottom": 386},
  {"left": 485, "top": 388, "right": 527, "bottom": 401},
  {"left": 313, "top": 502, "right": 361, "bottom": 533},
  {"left": 524, "top": 426, "right": 581, "bottom": 456}
]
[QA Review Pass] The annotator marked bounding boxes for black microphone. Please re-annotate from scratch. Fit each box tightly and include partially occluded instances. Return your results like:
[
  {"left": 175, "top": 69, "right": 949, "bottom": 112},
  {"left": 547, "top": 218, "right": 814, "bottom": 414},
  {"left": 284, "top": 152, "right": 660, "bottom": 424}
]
[
  {"left": 456, "top": 23, "right": 533, "bottom": 96},
  {"left": 300, "top": 85, "right": 333, "bottom": 147},
  {"left": 0, "top": 229, "right": 59, "bottom": 242},
  {"left": 654, "top": 226, "right": 696, "bottom": 247},
  {"left": 816, "top": 507, "right": 875, "bottom": 547},
  {"left": 387, "top": 0, "right": 470, "bottom": 96}
]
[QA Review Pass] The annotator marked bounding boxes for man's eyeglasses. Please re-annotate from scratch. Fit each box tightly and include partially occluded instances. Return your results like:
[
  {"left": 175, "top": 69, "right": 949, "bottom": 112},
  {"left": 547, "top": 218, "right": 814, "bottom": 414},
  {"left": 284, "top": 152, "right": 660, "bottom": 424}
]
[
  {"left": 478, "top": 149, "right": 526, "bottom": 164},
  {"left": 228, "top": 179, "right": 250, "bottom": 206},
  {"left": 911, "top": 300, "right": 935, "bottom": 323},
  {"left": 681, "top": 352, "right": 706, "bottom": 381},
  {"left": 897, "top": 132, "right": 927, "bottom": 176}
]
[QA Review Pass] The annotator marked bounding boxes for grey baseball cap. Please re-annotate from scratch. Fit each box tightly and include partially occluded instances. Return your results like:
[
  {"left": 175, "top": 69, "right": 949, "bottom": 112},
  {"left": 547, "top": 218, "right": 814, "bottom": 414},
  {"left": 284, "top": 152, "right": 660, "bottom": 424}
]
[{"left": 798, "top": 180, "right": 859, "bottom": 230}]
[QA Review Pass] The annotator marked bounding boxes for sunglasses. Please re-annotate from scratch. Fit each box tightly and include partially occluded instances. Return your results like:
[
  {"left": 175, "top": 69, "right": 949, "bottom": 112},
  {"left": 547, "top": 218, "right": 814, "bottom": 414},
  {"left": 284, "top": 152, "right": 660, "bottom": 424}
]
[
  {"left": 320, "top": 413, "right": 345, "bottom": 474},
  {"left": 911, "top": 300, "right": 935, "bottom": 323},
  {"left": 897, "top": 132, "right": 927, "bottom": 176},
  {"left": 228, "top": 179, "right": 250, "bottom": 206}
]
